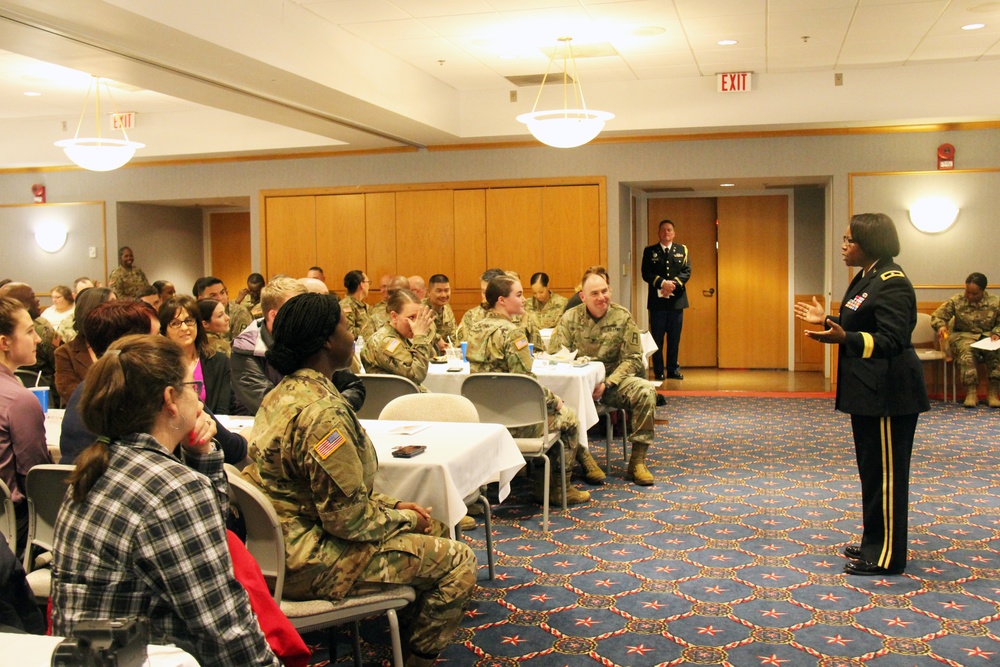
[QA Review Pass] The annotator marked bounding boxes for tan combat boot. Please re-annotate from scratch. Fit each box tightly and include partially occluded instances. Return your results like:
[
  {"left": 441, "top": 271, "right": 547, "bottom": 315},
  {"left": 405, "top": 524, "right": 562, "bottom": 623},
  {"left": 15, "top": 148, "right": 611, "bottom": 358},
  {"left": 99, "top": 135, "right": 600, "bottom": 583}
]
[
  {"left": 626, "top": 443, "right": 655, "bottom": 486},
  {"left": 989, "top": 381, "right": 1000, "bottom": 408},
  {"left": 964, "top": 384, "right": 979, "bottom": 408},
  {"left": 576, "top": 447, "right": 606, "bottom": 485},
  {"left": 549, "top": 470, "right": 591, "bottom": 505}
]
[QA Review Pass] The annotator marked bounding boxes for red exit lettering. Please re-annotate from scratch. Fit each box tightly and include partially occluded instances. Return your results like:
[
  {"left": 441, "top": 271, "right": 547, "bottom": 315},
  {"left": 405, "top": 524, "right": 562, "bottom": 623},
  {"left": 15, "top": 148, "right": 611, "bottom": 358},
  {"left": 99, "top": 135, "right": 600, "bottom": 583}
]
[{"left": 717, "top": 72, "right": 751, "bottom": 93}]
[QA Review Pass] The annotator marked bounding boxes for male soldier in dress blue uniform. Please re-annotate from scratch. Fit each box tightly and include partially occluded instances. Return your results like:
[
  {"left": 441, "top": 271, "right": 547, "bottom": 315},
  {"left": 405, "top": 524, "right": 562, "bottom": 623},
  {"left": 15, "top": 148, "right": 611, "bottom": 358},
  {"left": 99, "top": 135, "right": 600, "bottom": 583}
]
[{"left": 641, "top": 219, "right": 691, "bottom": 380}]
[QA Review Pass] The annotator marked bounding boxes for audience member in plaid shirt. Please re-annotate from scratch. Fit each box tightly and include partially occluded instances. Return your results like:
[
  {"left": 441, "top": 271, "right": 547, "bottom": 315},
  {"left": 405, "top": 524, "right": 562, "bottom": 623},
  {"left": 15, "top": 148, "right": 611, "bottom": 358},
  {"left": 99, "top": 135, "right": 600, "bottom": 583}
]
[{"left": 51, "top": 334, "right": 278, "bottom": 666}]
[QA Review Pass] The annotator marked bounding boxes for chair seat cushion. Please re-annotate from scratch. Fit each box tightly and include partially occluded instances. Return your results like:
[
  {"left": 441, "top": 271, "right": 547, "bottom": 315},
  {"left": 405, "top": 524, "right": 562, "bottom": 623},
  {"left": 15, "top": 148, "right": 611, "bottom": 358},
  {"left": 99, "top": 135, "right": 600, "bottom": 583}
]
[
  {"left": 26, "top": 567, "right": 50, "bottom": 599},
  {"left": 915, "top": 350, "right": 945, "bottom": 361},
  {"left": 280, "top": 586, "right": 417, "bottom": 619}
]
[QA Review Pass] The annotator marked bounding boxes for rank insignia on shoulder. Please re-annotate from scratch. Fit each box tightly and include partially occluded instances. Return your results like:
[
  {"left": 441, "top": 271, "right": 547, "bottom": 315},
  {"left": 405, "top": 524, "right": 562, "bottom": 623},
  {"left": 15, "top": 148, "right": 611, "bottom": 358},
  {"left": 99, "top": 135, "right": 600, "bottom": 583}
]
[
  {"left": 881, "top": 270, "right": 905, "bottom": 281},
  {"left": 514, "top": 336, "right": 529, "bottom": 350},
  {"left": 314, "top": 429, "right": 346, "bottom": 460},
  {"left": 632, "top": 332, "right": 639, "bottom": 345},
  {"left": 386, "top": 338, "right": 401, "bottom": 353}
]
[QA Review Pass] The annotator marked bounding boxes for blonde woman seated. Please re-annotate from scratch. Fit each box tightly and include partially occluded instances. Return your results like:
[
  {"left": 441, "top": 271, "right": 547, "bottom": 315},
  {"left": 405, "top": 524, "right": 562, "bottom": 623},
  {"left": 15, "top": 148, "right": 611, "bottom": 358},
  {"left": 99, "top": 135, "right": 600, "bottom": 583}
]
[
  {"left": 464, "top": 275, "right": 594, "bottom": 505},
  {"left": 361, "top": 288, "right": 435, "bottom": 391}
]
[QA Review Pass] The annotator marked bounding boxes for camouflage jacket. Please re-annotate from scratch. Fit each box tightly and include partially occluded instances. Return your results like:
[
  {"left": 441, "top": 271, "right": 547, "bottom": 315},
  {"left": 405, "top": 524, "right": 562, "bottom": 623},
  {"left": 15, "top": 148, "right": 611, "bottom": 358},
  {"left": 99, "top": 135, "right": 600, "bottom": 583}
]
[
  {"left": 422, "top": 299, "right": 456, "bottom": 349},
  {"left": 360, "top": 323, "right": 434, "bottom": 388},
  {"left": 243, "top": 368, "right": 417, "bottom": 600},
  {"left": 23, "top": 316, "right": 58, "bottom": 401},
  {"left": 526, "top": 293, "right": 568, "bottom": 329},
  {"left": 931, "top": 292, "right": 1000, "bottom": 338},
  {"left": 548, "top": 303, "right": 645, "bottom": 386},
  {"left": 465, "top": 311, "right": 559, "bottom": 413},
  {"left": 108, "top": 265, "right": 150, "bottom": 300},
  {"left": 368, "top": 302, "right": 390, "bottom": 333},
  {"left": 456, "top": 303, "right": 488, "bottom": 342},
  {"left": 342, "top": 294, "right": 374, "bottom": 342},
  {"left": 228, "top": 301, "right": 254, "bottom": 340}
]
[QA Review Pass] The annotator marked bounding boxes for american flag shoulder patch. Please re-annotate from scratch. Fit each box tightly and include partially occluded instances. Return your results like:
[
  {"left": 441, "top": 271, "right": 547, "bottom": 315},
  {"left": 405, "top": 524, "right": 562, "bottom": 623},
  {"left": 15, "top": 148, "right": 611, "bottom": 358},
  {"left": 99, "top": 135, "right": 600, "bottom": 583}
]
[
  {"left": 514, "top": 336, "right": 529, "bottom": 350},
  {"left": 386, "top": 338, "right": 401, "bottom": 353},
  {"left": 314, "top": 429, "right": 346, "bottom": 460}
]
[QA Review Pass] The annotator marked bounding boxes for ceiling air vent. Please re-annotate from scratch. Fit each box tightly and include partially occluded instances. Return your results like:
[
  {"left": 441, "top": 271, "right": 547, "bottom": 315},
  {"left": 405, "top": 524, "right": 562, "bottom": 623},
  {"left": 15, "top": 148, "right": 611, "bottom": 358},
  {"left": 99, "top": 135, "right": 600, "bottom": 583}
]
[{"left": 505, "top": 73, "right": 574, "bottom": 87}]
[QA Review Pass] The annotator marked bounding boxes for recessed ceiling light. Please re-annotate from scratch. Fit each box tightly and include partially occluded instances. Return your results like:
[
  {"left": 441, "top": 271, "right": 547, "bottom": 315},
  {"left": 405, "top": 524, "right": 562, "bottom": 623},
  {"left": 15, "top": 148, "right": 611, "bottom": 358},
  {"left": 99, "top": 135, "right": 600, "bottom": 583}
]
[
  {"left": 633, "top": 26, "right": 666, "bottom": 37},
  {"left": 717, "top": 39, "right": 738, "bottom": 46},
  {"left": 962, "top": 23, "right": 986, "bottom": 30},
  {"left": 720, "top": 183, "right": 735, "bottom": 187},
  {"left": 23, "top": 91, "right": 41, "bottom": 97}
]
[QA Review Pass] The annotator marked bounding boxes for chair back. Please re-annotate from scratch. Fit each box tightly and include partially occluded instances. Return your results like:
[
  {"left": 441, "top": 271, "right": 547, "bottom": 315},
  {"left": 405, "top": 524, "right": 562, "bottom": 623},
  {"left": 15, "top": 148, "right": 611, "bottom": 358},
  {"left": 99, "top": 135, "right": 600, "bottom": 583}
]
[
  {"left": 379, "top": 393, "right": 479, "bottom": 423},
  {"left": 14, "top": 369, "right": 40, "bottom": 388},
  {"left": 0, "top": 477, "right": 15, "bottom": 554},
  {"left": 911, "top": 313, "right": 939, "bottom": 347},
  {"left": 225, "top": 471, "right": 286, "bottom": 603},
  {"left": 460, "top": 374, "right": 547, "bottom": 430},
  {"left": 357, "top": 374, "right": 421, "bottom": 420},
  {"left": 23, "top": 464, "right": 74, "bottom": 571}
]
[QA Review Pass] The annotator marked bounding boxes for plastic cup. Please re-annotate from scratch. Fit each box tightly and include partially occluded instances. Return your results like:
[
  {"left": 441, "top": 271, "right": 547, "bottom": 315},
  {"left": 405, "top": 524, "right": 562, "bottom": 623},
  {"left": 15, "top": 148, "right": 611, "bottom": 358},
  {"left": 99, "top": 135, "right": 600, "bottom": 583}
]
[
  {"left": 528, "top": 343, "right": 534, "bottom": 357},
  {"left": 460, "top": 341, "right": 467, "bottom": 362},
  {"left": 28, "top": 386, "right": 49, "bottom": 414}
]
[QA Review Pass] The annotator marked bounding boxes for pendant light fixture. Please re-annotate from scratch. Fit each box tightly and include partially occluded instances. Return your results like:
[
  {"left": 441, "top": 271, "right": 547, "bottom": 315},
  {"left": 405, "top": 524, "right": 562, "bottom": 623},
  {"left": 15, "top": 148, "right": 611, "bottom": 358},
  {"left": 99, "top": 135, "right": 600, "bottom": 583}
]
[
  {"left": 55, "top": 77, "right": 144, "bottom": 171},
  {"left": 516, "top": 37, "right": 614, "bottom": 148}
]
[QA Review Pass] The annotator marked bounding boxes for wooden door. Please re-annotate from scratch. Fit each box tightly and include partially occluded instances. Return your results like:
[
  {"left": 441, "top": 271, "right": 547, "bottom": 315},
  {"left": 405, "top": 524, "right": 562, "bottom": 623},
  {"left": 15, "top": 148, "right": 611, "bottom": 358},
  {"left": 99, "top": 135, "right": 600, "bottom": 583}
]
[
  {"left": 717, "top": 195, "right": 789, "bottom": 368},
  {"left": 263, "top": 196, "right": 315, "bottom": 279},
  {"left": 646, "top": 198, "right": 718, "bottom": 367},
  {"left": 395, "top": 190, "right": 455, "bottom": 281},
  {"left": 542, "top": 185, "right": 601, "bottom": 293},
  {"left": 209, "top": 211, "right": 251, "bottom": 298},
  {"left": 485, "top": 188, "right": 542, "bottom": 282},
  {"left": 316, "top": 194, "right": 367, "bottom": 291}
]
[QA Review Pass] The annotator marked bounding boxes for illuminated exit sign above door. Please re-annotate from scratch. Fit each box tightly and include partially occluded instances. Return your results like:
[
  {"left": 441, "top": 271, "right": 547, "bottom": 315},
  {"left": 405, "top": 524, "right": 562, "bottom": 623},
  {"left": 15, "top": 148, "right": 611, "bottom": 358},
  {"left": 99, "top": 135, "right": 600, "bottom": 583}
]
[{"left": 717, "top": 72, "right": 752, "bottom": 93}]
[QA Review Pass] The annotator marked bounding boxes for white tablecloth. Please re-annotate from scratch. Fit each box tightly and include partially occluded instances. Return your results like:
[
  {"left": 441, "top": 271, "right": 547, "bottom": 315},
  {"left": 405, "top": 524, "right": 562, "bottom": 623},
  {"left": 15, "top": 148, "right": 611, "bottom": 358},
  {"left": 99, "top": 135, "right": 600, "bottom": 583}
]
[
  {"left": 5, "top": 633, "right": 200, "bottom": 667},
  {"left": 422, "top": 360, "right": 605, "bottom": 448},
  {"left": 541, "top": 329, "right": 658, "bottom": 369},
  {"left": 361, "top": 419, "right": 525, "bottom": 535}
]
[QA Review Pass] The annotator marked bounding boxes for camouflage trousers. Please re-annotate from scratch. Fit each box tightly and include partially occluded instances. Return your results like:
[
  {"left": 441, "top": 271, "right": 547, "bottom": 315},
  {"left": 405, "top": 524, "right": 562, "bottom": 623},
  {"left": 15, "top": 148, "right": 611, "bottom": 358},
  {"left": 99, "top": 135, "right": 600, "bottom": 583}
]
[
  {"left": 510, "top": 402, "right": 580, "bottom": 461},
  {"left": 348, "top": 518, "right": 476, "bottom": 658},
  {"left": 602, "top": 376, "right": 658, "bottom": 447},
  {"left": 949, "top": 331, "right": 1000, "bottom": 386}
]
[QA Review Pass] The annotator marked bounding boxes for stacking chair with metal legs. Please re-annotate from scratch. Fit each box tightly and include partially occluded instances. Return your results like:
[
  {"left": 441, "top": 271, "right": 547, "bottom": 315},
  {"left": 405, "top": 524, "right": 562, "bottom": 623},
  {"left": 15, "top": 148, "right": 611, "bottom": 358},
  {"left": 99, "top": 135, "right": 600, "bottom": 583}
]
[
  {"left": 912, "top": 313, "right": 950, "bottom": 401},
  {"left": 22, "top": 464, "right": 75, "bottom": 603},
  {"left": 0, "top": 478, "right": 16, "bottom": 555},
  {"left": 226, "top": 471, "right": 416, "bottom": 667},
  {"left": 379, "top": 393, "right": 496, "bottom": 579},
  {"left": 460, "top": 373, "right": 563, "bottom": 532},
  {"left": 595, "top": 403, "right": 629, "bottom": 472},
  {"left": 356, "top": 374, "right": 421, "bottom": 419}
]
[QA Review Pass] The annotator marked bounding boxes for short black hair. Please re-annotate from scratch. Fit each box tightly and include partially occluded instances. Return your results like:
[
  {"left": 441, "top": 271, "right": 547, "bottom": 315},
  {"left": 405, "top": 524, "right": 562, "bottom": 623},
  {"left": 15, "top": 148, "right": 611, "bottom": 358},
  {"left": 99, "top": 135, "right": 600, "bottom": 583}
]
[
  {"left": 429, "top": 274, "right": 450, "bottom": 285},
  {"left": 481, "top": 268, "right": 505, "bottom": 283},
  {"left": 248, "top": 273, "right": 265, "bottom": 287},
  {"left": 344, "top": 270, "right": 365, "bottom": 293},
  {"left": 193, "top": 276, "right": 224, "bottom": 297},
  {"left": 530, "top": 272, "right": 549, "bottom": 287},
  {"left": 849, "top": 213, "right": 900, "bottom": 260},
  {"left": 967, "top": 272, "right": 988, "bottom": 290},
  {"left": 658, "top": 219, "right": 674, "bottom": 230}
]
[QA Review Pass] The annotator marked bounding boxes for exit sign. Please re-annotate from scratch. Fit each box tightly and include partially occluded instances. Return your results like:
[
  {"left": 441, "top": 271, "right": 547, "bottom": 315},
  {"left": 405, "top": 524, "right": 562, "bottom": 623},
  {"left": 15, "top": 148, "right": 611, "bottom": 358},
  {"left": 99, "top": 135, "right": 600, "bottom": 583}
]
[
  {"left": 717, "top": 72, "right": 752, "bottom": 93},
  {"left": 110, "top": 112, "right": 135, "bottom": 130}
]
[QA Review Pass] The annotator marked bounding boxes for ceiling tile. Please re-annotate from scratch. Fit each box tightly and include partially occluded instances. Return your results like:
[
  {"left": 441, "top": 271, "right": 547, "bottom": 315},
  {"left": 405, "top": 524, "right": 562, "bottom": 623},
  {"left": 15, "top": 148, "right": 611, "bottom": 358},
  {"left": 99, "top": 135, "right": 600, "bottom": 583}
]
[
  {"left": 390, "top": 0, "right": 496, "bottom": 18},
  {"left": 300, "top": 0, "right": 410, "bottom": 24},
  {"left": 630, "top": 63, "right": 703, "bottom": 79},
  {"left": 341, "top": 19, "right": 438, "bottom": 42},
  {"left": 673, "top": 0, "right": 766, "bottom": 19}
]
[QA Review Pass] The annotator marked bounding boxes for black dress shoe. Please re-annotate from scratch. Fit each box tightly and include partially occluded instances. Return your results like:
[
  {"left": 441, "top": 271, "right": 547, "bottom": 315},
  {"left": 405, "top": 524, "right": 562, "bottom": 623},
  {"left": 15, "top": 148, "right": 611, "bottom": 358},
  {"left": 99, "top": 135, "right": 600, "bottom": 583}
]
[
  {"left": 655, "top": 394, "right": 667, "bottom": 407},
  {"left": 654, "top": 373, "right": 665, "bottom": 381},
  {"left": 843, "top": 545, "right": 862, "bottom": 560},
  {"left": 844, "top": 559, "right": 904, "bottom": 576},
  {"left": 667, "top": 372, "right": 684, "bottom": 380}
]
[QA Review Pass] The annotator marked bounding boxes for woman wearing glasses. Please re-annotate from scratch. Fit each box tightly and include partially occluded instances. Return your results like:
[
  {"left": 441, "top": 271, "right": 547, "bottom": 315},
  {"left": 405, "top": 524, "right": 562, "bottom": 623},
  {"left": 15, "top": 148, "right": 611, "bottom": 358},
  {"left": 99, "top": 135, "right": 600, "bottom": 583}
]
[
  {"left": 51, "top": 334, "right": 279, "bottom": 666},
  {"left": 160, "top": 295, "right": 244, "bottom": 415},
  {"left": 795, "top": 213, "right": 929, "bottom": 576}
]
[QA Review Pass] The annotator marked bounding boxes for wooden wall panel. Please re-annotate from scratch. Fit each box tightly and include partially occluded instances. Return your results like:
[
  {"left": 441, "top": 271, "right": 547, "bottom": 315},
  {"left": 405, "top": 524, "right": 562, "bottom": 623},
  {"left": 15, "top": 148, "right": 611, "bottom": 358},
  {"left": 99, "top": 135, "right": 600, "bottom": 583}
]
[
  {"left": 364, "top": 192, "right": 397, "bottom": 301},
  {"left": 485, "top": 187, "right": 543, "bottom": 283},
  {"left": 542, "top": 185, "right": 600, "bottom": 292},
  {"left": 395, "top": 190, "right": 455, "bottom": 281},
  {"left": 454, "top": 189, "right": 486, "bottom": 290},
  {"left": 264, "top": 196, "right": 314, "bottom": 279},
  {"left": 794, "top": 293, "right": 825, "bottom": 371},
  {"left": 209, "top": 211, "right": 251, "bottom": 298},
  {"left": 718, "top": 195, "right": 789, "bottom": 369},
  {"left": 316, "top": 194, "right": 367, "bottom": 292}
]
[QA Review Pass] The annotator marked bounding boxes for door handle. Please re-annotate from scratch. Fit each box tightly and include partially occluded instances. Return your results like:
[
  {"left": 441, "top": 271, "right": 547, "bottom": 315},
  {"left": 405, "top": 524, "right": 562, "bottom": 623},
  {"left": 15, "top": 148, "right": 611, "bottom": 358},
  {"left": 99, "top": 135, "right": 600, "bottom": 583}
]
[{"left": 703, "top": 288, "right": 715, "bottom": 297}]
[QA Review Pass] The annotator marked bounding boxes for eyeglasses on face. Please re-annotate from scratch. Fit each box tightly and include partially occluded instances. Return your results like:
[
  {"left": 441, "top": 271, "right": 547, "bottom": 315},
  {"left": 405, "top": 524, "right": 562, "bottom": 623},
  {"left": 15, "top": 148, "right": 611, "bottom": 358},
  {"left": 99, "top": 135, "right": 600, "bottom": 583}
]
[
  {"left": 168, "top": 318, "right": 197, "bottom": 330},
  {"left": 182, "top": 380, "right": 204, "bottom": 395}
]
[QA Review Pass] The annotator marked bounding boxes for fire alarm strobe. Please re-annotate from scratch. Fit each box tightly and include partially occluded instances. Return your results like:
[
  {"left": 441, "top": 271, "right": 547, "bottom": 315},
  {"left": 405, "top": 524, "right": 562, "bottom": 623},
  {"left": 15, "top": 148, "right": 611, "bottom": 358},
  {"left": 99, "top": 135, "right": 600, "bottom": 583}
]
[{"left": 937, "top": 144, "right": 955, "bottom": 171}]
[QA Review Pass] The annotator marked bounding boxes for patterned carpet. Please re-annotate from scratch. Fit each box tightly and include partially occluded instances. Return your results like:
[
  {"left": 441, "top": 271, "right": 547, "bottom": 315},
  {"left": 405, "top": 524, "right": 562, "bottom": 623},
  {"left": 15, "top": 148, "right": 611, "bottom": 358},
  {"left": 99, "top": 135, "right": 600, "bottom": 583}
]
[{"left": 308, "top": 397, "right": 1000, "bottom": 666}]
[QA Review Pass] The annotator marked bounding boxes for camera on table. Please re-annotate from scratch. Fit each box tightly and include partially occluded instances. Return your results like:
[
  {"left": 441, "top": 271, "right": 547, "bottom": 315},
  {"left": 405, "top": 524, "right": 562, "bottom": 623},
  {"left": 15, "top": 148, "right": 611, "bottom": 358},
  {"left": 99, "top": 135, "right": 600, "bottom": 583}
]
[{"left": 51, "top": 617, "right": 148, "bottom": 667}]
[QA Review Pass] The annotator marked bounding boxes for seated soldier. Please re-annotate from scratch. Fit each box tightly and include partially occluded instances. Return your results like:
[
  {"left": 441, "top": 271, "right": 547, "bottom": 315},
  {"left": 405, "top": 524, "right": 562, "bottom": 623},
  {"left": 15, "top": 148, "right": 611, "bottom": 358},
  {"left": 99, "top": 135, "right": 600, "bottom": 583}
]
[
  {"left": 369, "top": 275, "right": 408, "bottom": 332},
  {"left": 361, "top": 289, "right": 436, "bottom": 391},
  {"left": 549, "top": 266, "right": 658, "bottom": 486},
  {"left": 423, "top": 274, "right": 456, "bottom": 353},
  {"left": 931, "top": 272, "right": 1000, "bottom": 408},
  {"left": 527, "top": 272, "right": 568, "bottom": 330}
]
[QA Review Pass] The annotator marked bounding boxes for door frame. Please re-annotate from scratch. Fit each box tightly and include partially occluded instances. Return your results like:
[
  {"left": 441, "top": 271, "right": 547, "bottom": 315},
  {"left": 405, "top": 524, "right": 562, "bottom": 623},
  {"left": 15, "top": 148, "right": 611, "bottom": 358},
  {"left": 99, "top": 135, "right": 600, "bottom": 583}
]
[{"left": 634, "top": 189, "right": 797, "bottom": 370}]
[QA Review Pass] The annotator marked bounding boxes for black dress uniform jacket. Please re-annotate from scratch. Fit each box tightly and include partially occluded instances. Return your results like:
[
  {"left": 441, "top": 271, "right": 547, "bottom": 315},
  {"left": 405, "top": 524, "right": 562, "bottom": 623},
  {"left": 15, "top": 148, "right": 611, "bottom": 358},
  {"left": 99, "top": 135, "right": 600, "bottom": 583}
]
[
  {"left": 832, "top": 260, "right": 930, "bottom": 417},
  {"left": 641, "top": 243, "right": 691, "bottom": 311}
]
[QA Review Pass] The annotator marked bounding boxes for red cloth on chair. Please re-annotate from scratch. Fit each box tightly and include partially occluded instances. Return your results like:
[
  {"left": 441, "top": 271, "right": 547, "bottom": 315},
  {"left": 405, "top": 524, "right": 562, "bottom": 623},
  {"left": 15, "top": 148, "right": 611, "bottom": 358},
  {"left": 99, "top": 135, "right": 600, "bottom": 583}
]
[{"left": 227, "top": 530, "right": 311, "bottom": 667}]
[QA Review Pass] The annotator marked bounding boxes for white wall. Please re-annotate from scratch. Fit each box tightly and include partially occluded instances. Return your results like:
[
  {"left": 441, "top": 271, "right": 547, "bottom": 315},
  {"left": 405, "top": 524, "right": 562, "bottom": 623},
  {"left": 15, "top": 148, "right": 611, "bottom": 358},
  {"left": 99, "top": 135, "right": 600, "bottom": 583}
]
[{"left": 116, "top": 203, "right": 205, "bottom": 295}]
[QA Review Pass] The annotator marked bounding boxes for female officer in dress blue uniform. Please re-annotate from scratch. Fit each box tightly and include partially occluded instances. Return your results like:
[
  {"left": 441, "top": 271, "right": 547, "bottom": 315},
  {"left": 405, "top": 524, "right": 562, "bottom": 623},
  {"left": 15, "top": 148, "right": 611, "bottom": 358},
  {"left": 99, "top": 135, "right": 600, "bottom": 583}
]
[{"left": 795, "top": 213, "right": 929, "bottom": 576}]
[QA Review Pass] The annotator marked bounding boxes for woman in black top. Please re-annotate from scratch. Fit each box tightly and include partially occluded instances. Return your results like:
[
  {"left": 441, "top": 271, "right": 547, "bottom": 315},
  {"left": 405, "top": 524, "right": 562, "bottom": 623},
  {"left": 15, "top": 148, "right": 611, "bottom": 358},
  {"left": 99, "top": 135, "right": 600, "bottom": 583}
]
[{"left": 795, "top": 213, "right": 929, "bottom": 576}]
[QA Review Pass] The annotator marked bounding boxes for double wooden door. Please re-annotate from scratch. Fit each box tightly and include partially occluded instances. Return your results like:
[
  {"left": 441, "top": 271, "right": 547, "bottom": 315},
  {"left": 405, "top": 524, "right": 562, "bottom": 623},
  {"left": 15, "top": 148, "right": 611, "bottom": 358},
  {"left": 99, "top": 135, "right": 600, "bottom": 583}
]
[{"left": 646, "top": 195, "right": 788, "bottom": 369}]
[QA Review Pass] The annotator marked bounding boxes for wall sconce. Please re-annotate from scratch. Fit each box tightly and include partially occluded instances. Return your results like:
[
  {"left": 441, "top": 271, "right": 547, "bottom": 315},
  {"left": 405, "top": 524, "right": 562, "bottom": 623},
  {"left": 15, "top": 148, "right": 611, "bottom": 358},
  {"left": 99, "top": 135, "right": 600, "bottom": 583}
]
[
  {"left": 35, "top": 221, "right": 67, "bottom": 253},
  {"left": 908, "top": 197, "right": 959, "bottom": 233}
]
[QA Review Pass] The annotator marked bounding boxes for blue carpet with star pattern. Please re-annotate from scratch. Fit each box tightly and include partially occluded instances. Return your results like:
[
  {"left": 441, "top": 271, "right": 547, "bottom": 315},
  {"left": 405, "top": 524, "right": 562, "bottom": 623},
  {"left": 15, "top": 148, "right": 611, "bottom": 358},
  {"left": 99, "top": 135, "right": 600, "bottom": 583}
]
[{"left": 306, "top": 397, "right": 1000, "bottom": 666}]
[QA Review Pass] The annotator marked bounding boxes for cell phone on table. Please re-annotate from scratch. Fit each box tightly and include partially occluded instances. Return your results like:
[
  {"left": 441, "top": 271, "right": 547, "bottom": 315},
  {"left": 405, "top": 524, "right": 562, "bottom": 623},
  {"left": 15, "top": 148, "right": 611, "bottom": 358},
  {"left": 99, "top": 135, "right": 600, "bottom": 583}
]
[{"left": 392, "top": 445, "right": 427, "bottom": 458}]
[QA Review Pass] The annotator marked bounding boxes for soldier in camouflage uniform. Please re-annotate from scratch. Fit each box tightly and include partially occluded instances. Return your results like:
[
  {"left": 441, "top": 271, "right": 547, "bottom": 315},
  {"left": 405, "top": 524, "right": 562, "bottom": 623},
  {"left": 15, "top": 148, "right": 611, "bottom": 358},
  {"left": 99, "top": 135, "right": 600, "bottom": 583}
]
[
  {"left": 245, "top": 293, "right": 476, "bottom": 667},
  {"left": 931, "top": 272, "right": 1000, "bottom": 407},
  {"left": 549, "top": 267, "right": 658, "bottom": 486},
  {"left": 423, "top": 274, "right": 457, "bottom": 353},
  {"left": 465, "top": 275, "right": 591, "bottom": 505},
  {"left": 369, "top": 275, "right": 409, "bottom": 333},
  {"left": 108, "top": 246, "right": 150, "bottom": 300},
  {"left": 527, "top": 271, "right": 569, "bottom": 329},
  {"left": 456, "top": 268, "right": 506, "bottom": 342},
  {"left": 361, "top": 290, "right": 436, "bottom": 390},
  {"left": 342, "top": 270, "right": 374, "bottom": 342}
]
